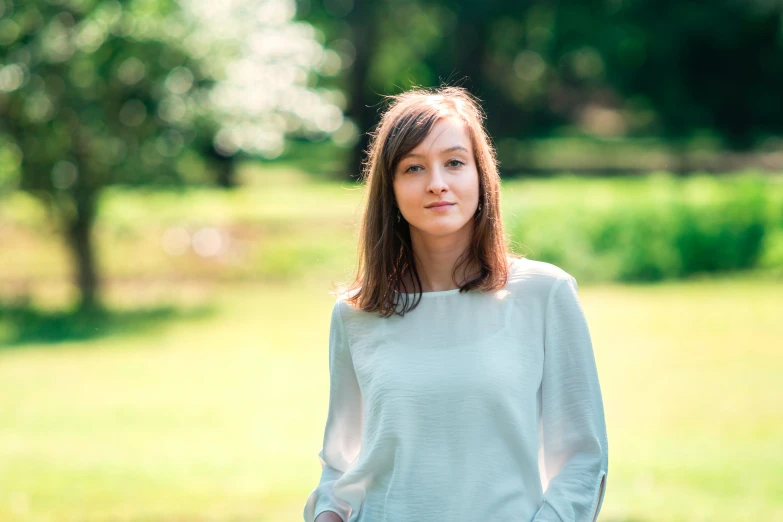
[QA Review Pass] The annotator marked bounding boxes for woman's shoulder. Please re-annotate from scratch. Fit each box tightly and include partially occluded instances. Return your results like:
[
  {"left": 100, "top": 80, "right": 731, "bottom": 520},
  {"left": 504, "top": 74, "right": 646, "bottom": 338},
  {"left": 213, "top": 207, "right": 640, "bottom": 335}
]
[
  {"left": 505, "top": 255, "right": 575, "bottom": 298},
  {"left": 508, "top": 255, "right": 573, "bottom": 282},
  {"left": 330, "top": 287, "right": 367, "bottom": 322}
]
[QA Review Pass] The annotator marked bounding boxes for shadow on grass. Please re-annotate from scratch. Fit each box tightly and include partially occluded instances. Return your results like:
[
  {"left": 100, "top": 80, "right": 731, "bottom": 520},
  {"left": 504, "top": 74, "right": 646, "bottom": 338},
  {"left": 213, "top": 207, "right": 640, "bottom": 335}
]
[{"left": 0, "top": 300, "right": 216, "bottom": 349}]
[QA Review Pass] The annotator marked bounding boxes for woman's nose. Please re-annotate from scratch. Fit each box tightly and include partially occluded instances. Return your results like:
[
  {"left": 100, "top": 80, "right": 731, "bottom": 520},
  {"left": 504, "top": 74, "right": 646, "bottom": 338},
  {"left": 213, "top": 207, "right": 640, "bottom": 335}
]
[{"left": 427, "top": 167, "right": 448, "bottom": 192}]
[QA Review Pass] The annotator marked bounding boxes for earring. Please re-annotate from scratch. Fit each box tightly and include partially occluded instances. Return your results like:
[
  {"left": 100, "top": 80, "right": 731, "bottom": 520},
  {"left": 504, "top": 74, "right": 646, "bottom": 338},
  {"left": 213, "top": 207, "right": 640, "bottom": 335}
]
[
  {"left": 476, "top": 202, "right": 482, "bottom": 214},
  {"left": 397, "top": 209, "right": 401, "bottom": 223}
]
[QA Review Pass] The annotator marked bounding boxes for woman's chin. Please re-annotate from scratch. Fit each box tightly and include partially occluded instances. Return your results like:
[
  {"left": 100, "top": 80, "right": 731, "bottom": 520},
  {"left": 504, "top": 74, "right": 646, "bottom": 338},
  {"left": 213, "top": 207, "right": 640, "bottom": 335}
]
[{"left": 410, "top": 219, "right": 471, "bottom": 237}]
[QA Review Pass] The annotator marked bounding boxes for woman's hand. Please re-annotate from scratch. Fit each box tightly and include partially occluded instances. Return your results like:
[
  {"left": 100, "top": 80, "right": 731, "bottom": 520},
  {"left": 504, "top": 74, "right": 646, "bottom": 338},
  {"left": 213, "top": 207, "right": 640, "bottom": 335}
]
[{"left": 314, "top": 511, "right": 344, "bottom": 522}]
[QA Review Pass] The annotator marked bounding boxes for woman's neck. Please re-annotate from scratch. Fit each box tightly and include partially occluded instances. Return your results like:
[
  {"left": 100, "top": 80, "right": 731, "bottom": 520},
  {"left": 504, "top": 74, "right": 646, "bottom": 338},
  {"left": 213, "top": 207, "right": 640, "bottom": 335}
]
[{"left": 398, "top": 255, "right": 482, "bottom": 293}]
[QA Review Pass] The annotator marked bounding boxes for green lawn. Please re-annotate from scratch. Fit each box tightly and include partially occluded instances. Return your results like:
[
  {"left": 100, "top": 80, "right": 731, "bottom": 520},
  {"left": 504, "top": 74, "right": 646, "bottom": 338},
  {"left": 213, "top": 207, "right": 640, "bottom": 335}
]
[{"left": 1, "top": 274, "right": 781, "bottom": 522}]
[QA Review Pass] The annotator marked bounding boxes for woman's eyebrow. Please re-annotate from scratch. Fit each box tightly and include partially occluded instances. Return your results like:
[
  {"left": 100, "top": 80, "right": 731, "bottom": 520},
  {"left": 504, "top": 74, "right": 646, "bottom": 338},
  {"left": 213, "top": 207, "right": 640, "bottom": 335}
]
[{"left": 401, "top": 145, "right": 470, "bottom": 160}]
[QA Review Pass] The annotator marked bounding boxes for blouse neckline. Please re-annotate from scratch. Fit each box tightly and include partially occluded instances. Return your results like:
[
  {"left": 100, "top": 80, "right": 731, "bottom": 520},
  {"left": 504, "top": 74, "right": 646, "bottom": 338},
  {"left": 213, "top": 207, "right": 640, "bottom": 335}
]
[
  {"left": 392, "top": 287, "right": 464, "bottom": 298},
  {"left": 391, "top": 256, "right": 521, "bottom": 298}
]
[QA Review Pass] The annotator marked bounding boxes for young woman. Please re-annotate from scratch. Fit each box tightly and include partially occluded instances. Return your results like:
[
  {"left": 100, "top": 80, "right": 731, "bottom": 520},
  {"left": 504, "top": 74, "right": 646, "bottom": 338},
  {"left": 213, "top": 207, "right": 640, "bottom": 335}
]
[{"left": 303, "top": 86, "right": 608, "bottom": 522}]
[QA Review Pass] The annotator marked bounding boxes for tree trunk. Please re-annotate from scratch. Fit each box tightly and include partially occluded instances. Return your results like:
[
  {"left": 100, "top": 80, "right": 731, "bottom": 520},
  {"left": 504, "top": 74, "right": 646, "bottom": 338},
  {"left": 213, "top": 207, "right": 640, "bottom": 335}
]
[
  {"left": 454, "top": 9, "right": 487, "bottom": 95},
  {"left": 215, "top": 162, "right": 235, "bottom": 188},
  {"left": 208, "top": 145, "right": 236, "bottom": 188},
  {"left": 670, "top": 142, "right": 691, "bottom": 176},
  {"left": 66, "top": 193, "right": 100, "bottom": 313},
  {"left": 346, "top": 0, "right": 378, "bottom": 182}
]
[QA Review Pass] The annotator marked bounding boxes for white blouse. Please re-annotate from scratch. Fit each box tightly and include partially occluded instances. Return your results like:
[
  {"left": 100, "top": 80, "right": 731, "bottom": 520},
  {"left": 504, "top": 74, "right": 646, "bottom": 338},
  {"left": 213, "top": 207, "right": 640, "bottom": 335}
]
[{"left": 303, "top": 257, "right": 608, "bottom": 522}]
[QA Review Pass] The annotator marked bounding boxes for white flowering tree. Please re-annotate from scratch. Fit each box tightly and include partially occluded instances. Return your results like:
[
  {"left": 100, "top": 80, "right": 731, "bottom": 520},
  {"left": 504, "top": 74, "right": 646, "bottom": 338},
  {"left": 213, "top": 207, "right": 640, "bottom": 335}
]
[{"left": 0, "top": 0, "right": 342, "bottom": 312}]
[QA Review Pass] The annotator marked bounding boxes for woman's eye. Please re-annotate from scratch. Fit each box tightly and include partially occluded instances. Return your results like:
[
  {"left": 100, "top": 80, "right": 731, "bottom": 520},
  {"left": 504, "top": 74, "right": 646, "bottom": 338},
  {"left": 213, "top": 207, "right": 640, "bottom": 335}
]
[
  {"left": 405, "top": 165, "right": 422, "bottom": 173},
  {"left": 447, "top": 159, "right": 464, "bottom": 168}
]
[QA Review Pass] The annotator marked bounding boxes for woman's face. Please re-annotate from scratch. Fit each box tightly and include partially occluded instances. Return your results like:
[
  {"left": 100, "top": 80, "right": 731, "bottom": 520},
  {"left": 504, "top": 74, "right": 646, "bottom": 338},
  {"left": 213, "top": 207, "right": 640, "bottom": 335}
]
[{"left": 392, "top": 117, "right": 480, "bottom": 240}]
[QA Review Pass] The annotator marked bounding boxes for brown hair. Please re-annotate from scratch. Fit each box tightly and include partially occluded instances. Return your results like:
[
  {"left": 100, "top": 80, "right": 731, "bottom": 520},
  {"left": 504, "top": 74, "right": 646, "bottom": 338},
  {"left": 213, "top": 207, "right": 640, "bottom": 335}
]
[{"left": 336, "top": 85, "right": 521, "bottom": 317}]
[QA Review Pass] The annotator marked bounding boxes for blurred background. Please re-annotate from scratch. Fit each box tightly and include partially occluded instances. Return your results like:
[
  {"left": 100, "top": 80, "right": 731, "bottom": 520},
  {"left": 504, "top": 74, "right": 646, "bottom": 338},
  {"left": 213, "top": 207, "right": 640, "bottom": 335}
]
[{"left": 0, "top": 0, "right": 781, "bottom": 520}]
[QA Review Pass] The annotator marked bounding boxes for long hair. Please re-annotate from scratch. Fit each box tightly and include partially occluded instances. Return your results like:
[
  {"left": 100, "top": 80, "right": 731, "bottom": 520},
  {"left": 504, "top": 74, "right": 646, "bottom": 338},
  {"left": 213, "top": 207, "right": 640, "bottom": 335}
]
[{"left": 337, "top": 85, "right": 520, "bottom": 317}]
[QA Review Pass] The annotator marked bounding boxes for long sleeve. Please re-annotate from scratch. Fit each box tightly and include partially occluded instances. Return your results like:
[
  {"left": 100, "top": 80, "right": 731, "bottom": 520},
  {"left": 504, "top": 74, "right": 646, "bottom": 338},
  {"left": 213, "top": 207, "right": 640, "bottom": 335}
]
[
  {"left": 533, "top": 275, "right": 609, "bottom": 522},
  {"left": 303, "top": 301, "right": 364, "bottom": 522}
]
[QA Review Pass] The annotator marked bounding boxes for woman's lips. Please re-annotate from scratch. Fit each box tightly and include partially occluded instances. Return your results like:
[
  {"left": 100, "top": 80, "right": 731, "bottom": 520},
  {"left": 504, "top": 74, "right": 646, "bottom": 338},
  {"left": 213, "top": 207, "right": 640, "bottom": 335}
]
[{"left": 426, "top": 203, "right": 455, "bottom": 211}]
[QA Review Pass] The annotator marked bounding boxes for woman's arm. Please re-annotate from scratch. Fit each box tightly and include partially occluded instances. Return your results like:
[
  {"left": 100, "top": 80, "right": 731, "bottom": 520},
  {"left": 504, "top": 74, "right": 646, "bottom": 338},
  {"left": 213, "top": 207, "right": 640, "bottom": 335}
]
[
  {"left": 533, "top": 275, "right": 609, "bottom": 522},
  {"left": 303, "top": 301, "right": 364, "bottom": 522}
]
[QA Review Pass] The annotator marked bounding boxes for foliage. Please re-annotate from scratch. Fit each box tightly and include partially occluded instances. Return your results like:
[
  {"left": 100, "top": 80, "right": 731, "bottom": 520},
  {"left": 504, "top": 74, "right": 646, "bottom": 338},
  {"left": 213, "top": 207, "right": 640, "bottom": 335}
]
[
  {"left": 0, "top": 0, "right": 342, "bottom": 310},
  {"left": 300, "top": 0, "right": 783, "bottom": 152},
  {"left": 504, "top": 173, "right": 782, "bottom": 282}
]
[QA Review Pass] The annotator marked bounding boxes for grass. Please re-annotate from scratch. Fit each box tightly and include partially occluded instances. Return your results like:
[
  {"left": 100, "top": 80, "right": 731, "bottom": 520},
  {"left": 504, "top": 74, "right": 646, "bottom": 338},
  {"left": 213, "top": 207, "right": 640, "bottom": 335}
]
[{"left": 0, "top": 274, "right": 781, "bottom": 522}]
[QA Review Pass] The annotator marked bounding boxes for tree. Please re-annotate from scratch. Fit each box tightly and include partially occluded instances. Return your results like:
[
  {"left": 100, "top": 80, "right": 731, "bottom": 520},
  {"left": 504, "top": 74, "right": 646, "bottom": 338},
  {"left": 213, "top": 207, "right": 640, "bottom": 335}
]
[
  {"left": 302, "top": 0, "right": 783, "bottom": 179},
  {"left": 0, "top": 0, "right": 343, "bottom": 312},
  {"left": 604, "top": 0, "right": 783, "bottom": 150}
]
